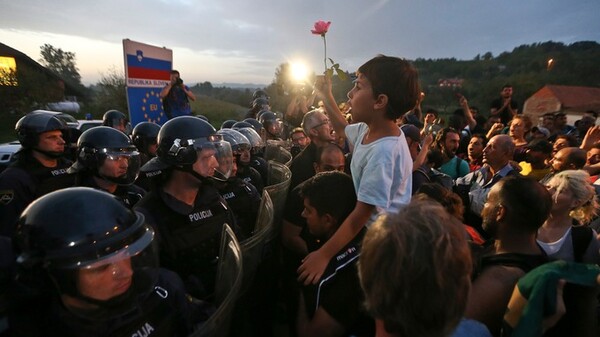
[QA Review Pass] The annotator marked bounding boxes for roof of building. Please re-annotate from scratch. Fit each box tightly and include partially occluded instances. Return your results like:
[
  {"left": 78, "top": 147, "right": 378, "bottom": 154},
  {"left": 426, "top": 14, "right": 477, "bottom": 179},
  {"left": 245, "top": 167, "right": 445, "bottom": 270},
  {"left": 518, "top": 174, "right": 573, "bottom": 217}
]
[{"left": 533, "top": 85, "right": 600, "bottom": 111}]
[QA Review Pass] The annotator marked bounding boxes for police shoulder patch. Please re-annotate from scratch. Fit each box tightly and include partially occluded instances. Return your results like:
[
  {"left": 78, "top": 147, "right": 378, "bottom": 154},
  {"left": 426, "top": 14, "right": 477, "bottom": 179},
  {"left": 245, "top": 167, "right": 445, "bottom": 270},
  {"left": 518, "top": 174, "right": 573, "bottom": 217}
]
[{"left": 0, "top": 190, "right": 14, "bottom": 205}]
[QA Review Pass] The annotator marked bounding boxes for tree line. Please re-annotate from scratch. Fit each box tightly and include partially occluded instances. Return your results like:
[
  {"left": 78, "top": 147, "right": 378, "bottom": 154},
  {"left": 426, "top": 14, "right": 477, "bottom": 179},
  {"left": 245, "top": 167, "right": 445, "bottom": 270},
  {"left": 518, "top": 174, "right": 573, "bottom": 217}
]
[{"left": 3, "top": 40, "right": 599, "bottom": 119}]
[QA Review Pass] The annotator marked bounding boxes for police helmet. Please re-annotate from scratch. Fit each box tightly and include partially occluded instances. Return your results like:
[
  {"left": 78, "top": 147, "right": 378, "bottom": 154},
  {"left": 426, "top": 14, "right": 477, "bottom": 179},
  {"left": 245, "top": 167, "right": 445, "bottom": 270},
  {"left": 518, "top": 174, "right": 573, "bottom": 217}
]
[
  {"left": 236, "top": 127, "right": 264, "bottom": 150},
  {"left": 220, "top": 119, "right": 237, "bottom": 130},
  {"left": 131, "top": 122, "right": 160, "bottom": 156},
  {"left": 15, "top": 187, "right": 158, "bottom": 316},
  {"left": 146, "top": 116, "right": 232, "bottom": 180},
  {"left": 232, "top": 121, "right": 253, "bottom": 130},
  {"left": 16, "top": 112, "right": 68, "bottom": 149},
  {"left": 258, "top": 111, "right": 282, "bottom": 137},
  {"left": 243, "top": 118, "right": 263, "bottom": 133},
  {"left": 196, "top": 114, "right": 210, "bottom": 123},
  {"left": 103, "top": 110, "right": 130, "bottom": 134},
  {"left": 252, "top": 89, "right": 269, "bottom": 101},
  {"left": 216, "top": 129, "right": 251, "bottom": 154},
  {"left": 258, "top": 111, "right": 278, "bottom": 124},
  {"left": 251, "top": 97, "right": 269, "bottom": 111},
  {"left": 74, "top": 126, "right": 141, "bottom": 185}
]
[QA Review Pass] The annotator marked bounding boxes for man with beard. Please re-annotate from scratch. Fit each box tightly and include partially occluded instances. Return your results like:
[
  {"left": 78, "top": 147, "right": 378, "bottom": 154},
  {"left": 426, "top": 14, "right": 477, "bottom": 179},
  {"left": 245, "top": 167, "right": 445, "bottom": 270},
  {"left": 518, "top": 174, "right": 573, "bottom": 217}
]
[
  {"left": 585, "top": 144, "right": 600, "bottom": 183},
  {"left": 434, "top": 127, "right": 470, "bottom": 179},
  {"left": 489, "top": 84, "right": 519, "bottom": 125},
  {"left": 0, "top": 112, "right": 72, "bottom": 237},
  {"left": 289, "top": 110, "right": 336, "bottom": 190},
  {"left": 540, "top": 147, "right": 587, "bottom": 184},
  {"left": 466, "top": 176, "right": 551, "bottom": 336},
  {"left": 454, "top": 134, "right": 518, "bottom": 234}
]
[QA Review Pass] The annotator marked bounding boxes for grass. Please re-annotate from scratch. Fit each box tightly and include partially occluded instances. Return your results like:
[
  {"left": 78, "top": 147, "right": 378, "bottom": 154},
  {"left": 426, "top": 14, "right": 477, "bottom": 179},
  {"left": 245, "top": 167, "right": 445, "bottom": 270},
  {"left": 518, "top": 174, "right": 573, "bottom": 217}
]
[{"left": 190, "top": 95, "right": 248, "bottom": 129}]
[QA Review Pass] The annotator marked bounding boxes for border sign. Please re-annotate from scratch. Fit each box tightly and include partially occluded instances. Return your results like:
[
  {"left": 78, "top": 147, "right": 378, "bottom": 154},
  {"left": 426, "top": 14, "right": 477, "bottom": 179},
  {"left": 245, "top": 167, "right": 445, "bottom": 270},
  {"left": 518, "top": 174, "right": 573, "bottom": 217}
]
[{"left": 123, "top": 39, "right": 172, "bottom": 126}]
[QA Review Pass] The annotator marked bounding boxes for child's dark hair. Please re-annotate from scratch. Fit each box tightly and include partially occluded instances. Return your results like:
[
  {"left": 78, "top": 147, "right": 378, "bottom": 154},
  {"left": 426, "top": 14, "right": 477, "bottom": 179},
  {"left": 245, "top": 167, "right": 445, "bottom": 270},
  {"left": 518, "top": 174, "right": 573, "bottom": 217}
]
[
  {"left": 358, "top": 55, "right": 421, "bottom": 121},
  {"left": 300, "top": 171, "right": 356, "bottom": 226}
]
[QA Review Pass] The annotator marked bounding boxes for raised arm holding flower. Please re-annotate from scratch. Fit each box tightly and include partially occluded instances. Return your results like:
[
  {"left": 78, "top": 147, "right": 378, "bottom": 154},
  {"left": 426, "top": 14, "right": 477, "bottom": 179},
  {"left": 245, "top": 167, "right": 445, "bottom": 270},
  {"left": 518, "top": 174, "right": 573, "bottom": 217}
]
[{"left": 311, "top": 20, "right": 347, "bottom": 80}]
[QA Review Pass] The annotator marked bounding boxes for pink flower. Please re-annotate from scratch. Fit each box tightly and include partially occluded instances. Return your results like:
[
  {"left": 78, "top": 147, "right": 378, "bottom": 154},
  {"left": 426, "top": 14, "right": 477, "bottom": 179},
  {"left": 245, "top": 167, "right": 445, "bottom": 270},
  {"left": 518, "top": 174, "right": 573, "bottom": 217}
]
[
  {"left": 310, "top": 20, "right": 347, "bottom": 80},
  {"left": 311, "top": 20, "right": 331, "bottom": 36}
]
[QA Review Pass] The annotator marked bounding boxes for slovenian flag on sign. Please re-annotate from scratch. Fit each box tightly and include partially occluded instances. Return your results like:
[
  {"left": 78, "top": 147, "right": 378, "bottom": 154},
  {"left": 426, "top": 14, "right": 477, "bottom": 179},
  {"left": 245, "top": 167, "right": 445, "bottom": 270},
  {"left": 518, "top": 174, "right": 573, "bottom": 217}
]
[{"left": 123, "top": 39, "right": 173, "bottom": 126}]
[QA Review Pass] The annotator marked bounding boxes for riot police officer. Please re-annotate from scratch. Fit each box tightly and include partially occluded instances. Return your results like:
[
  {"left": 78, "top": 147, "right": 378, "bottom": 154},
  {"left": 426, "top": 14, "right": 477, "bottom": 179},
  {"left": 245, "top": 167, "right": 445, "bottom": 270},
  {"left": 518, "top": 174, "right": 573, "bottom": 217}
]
[
  {"left": 245, "top": 97, "right": 270, "bottom": 119},
  {"left": 134, "top": 116, "right": 239, "bottom": 299},
  {"left": 8, "top": 187, "right": 210, "bottom": 337},
  {"left": 102, "top": 109, "right": 130, "bottom": 134},
  {"left": 216, "top": 129, "right": 262, "bottom": 237},
  {"left": 66, "top": 126, "right": 145, "bottom": 208},
  {"left": 131, "top": 122, "right": 161, "bottom": 191},
  {"left": 252, "top": 89, "right": 270, "bottom": 102},
  {"left": 233, "top": 126, "right": 266, "bottom": 192},
  {"left": 0, "top": 112, "right": 72, "bottom": 237}
]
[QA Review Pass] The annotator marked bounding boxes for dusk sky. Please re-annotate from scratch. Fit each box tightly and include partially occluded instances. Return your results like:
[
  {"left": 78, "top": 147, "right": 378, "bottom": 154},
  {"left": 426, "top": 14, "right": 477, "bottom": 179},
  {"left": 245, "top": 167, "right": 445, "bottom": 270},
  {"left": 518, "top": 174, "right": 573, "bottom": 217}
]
[{"left": 2, "top": 0, "right": 599, "bottom": 86}]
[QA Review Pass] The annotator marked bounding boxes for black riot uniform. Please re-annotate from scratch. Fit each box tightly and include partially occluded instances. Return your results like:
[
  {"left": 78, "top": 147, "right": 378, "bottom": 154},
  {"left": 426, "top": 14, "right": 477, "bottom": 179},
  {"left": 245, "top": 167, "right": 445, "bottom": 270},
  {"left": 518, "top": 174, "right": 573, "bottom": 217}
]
[
  {"left": 77, "top": 174, "right": 145, "bottom": 209},
  {"left": 215, "top": 177, "right": 261, "bottom": 238},
  {"left": 0, "top": 113, "right": 72, "bottom": 237},
  {"left": 64, "top": 126, "right": 145, "bottom": 208},
  {"left": 235, "top": 126, "right": 268, "bottom": 190},
  {"left": 131, "top": 122, "right": 161, "bottom": 192},
  {"left": 134, "top": 116, "right": 239, "bottom": 299},
  {"left": 8, "top": 187, "right": 210, "bottom": 337},
  {"left": 216, "top": 128, "right": 263, "bottom": 237},
  {"left": 236, "top": 163, "right": 264, "bottom": 195}
]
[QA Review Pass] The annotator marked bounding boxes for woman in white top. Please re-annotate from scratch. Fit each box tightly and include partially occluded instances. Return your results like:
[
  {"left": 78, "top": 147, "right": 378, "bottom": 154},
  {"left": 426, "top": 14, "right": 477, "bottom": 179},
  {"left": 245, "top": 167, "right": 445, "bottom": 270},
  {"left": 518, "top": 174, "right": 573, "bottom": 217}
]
[{"left": 537, "top": 170, "right": 600, "bottom": 263}]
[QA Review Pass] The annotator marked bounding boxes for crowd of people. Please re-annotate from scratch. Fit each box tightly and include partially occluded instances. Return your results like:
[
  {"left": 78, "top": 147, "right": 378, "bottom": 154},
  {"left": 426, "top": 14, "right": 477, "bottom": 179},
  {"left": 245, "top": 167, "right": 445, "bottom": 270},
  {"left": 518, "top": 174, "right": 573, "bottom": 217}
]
[{"left": 1, "top": 56, "right": 600, "bottom": 337}]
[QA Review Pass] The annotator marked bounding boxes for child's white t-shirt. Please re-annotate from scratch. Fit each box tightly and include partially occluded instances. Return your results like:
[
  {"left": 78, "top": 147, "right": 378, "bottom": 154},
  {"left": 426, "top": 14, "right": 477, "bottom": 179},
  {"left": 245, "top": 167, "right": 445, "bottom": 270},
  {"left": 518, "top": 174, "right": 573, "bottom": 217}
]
[{"left": 345, "top": 122, "right": 413, "bottom": 226}]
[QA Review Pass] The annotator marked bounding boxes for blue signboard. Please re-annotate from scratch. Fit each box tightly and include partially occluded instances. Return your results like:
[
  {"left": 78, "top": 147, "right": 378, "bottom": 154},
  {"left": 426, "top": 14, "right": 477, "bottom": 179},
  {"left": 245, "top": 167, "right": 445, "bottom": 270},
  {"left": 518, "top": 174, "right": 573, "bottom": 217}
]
[
  {"left": 126, "top": 87, "right": 168, "bottom": 126},
  {"left": 123, "top": 39, "right": 172, "bottom": 127}
]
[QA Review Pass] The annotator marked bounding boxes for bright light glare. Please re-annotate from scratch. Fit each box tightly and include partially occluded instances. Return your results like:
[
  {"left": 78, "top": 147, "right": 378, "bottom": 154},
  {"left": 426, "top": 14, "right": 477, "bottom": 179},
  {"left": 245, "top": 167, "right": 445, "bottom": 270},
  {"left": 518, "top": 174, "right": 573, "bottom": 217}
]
[{"left": 290, "top": 62, "right": 308, "bottom": 82}]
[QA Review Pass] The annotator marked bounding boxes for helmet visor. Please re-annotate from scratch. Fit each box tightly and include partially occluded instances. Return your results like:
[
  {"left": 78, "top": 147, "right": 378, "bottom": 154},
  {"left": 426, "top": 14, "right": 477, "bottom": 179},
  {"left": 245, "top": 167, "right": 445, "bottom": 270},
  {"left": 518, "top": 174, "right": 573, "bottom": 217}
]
[
  {"left": 98, "top": 149, "right": 141, "bottom": 185},
  {"left": 78, "top": 226, "right": 155, "bottom": 270},
  {"left": 192, "top": 136, "right": 233, "bottom": 181},
  {"left": 57, "top": 224, "right": 160, "bottom": 320}
]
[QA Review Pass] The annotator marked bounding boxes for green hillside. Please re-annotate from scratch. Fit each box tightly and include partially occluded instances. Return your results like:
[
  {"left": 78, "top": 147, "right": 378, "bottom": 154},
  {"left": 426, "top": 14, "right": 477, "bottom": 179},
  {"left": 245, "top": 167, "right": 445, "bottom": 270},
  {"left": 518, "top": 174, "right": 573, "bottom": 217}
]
[{"left": 190, "top": 94, "right": 248, "bottom": 128}]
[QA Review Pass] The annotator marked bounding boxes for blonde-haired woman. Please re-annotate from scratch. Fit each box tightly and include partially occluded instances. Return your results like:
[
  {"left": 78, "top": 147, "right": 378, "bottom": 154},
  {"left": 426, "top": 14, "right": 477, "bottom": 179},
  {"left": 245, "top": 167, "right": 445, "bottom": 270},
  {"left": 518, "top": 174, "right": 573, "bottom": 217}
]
[{"left": 537, "top": 170, "right": 600, "bottom": 263}]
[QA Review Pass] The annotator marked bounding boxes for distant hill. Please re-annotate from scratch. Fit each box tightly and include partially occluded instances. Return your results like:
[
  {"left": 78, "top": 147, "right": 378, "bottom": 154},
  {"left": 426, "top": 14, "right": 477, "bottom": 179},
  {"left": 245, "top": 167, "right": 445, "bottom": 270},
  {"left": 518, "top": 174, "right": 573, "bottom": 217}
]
[
  {"left": 212, "top": 82, "right": 266, "bottom": 89},
  {"left": 411, "top": 40, "right": 600, "bottom": 115}
]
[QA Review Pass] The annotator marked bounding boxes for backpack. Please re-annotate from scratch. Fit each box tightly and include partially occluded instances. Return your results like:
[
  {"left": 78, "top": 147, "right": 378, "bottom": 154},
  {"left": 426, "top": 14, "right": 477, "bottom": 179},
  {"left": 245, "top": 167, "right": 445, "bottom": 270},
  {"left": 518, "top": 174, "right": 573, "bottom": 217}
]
[
  {"left": 454, "top": 156, "right": 466, "bottom": 178},
  {"left": 571, "top": 225, "right": 593, "bottom": 263},
  {"left": 416, "top": 167, "right": 454, "bottom": 190}
]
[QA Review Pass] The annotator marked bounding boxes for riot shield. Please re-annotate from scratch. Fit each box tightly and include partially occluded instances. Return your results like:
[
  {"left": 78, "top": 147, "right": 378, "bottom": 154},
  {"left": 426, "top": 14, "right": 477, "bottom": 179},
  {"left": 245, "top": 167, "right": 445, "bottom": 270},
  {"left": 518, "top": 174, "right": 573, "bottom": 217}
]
[
  {"left": 264, "top": 161, "right": 291, "bottom": 237},
  {"left": 239, "top": 190, "right": 274, "bottom": 293},
  {"left": 192, "top": 224, "right": 243, "bottom": 337},
  {"left": 264, "top": 140, "right": 293, "bottom": 166}
]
